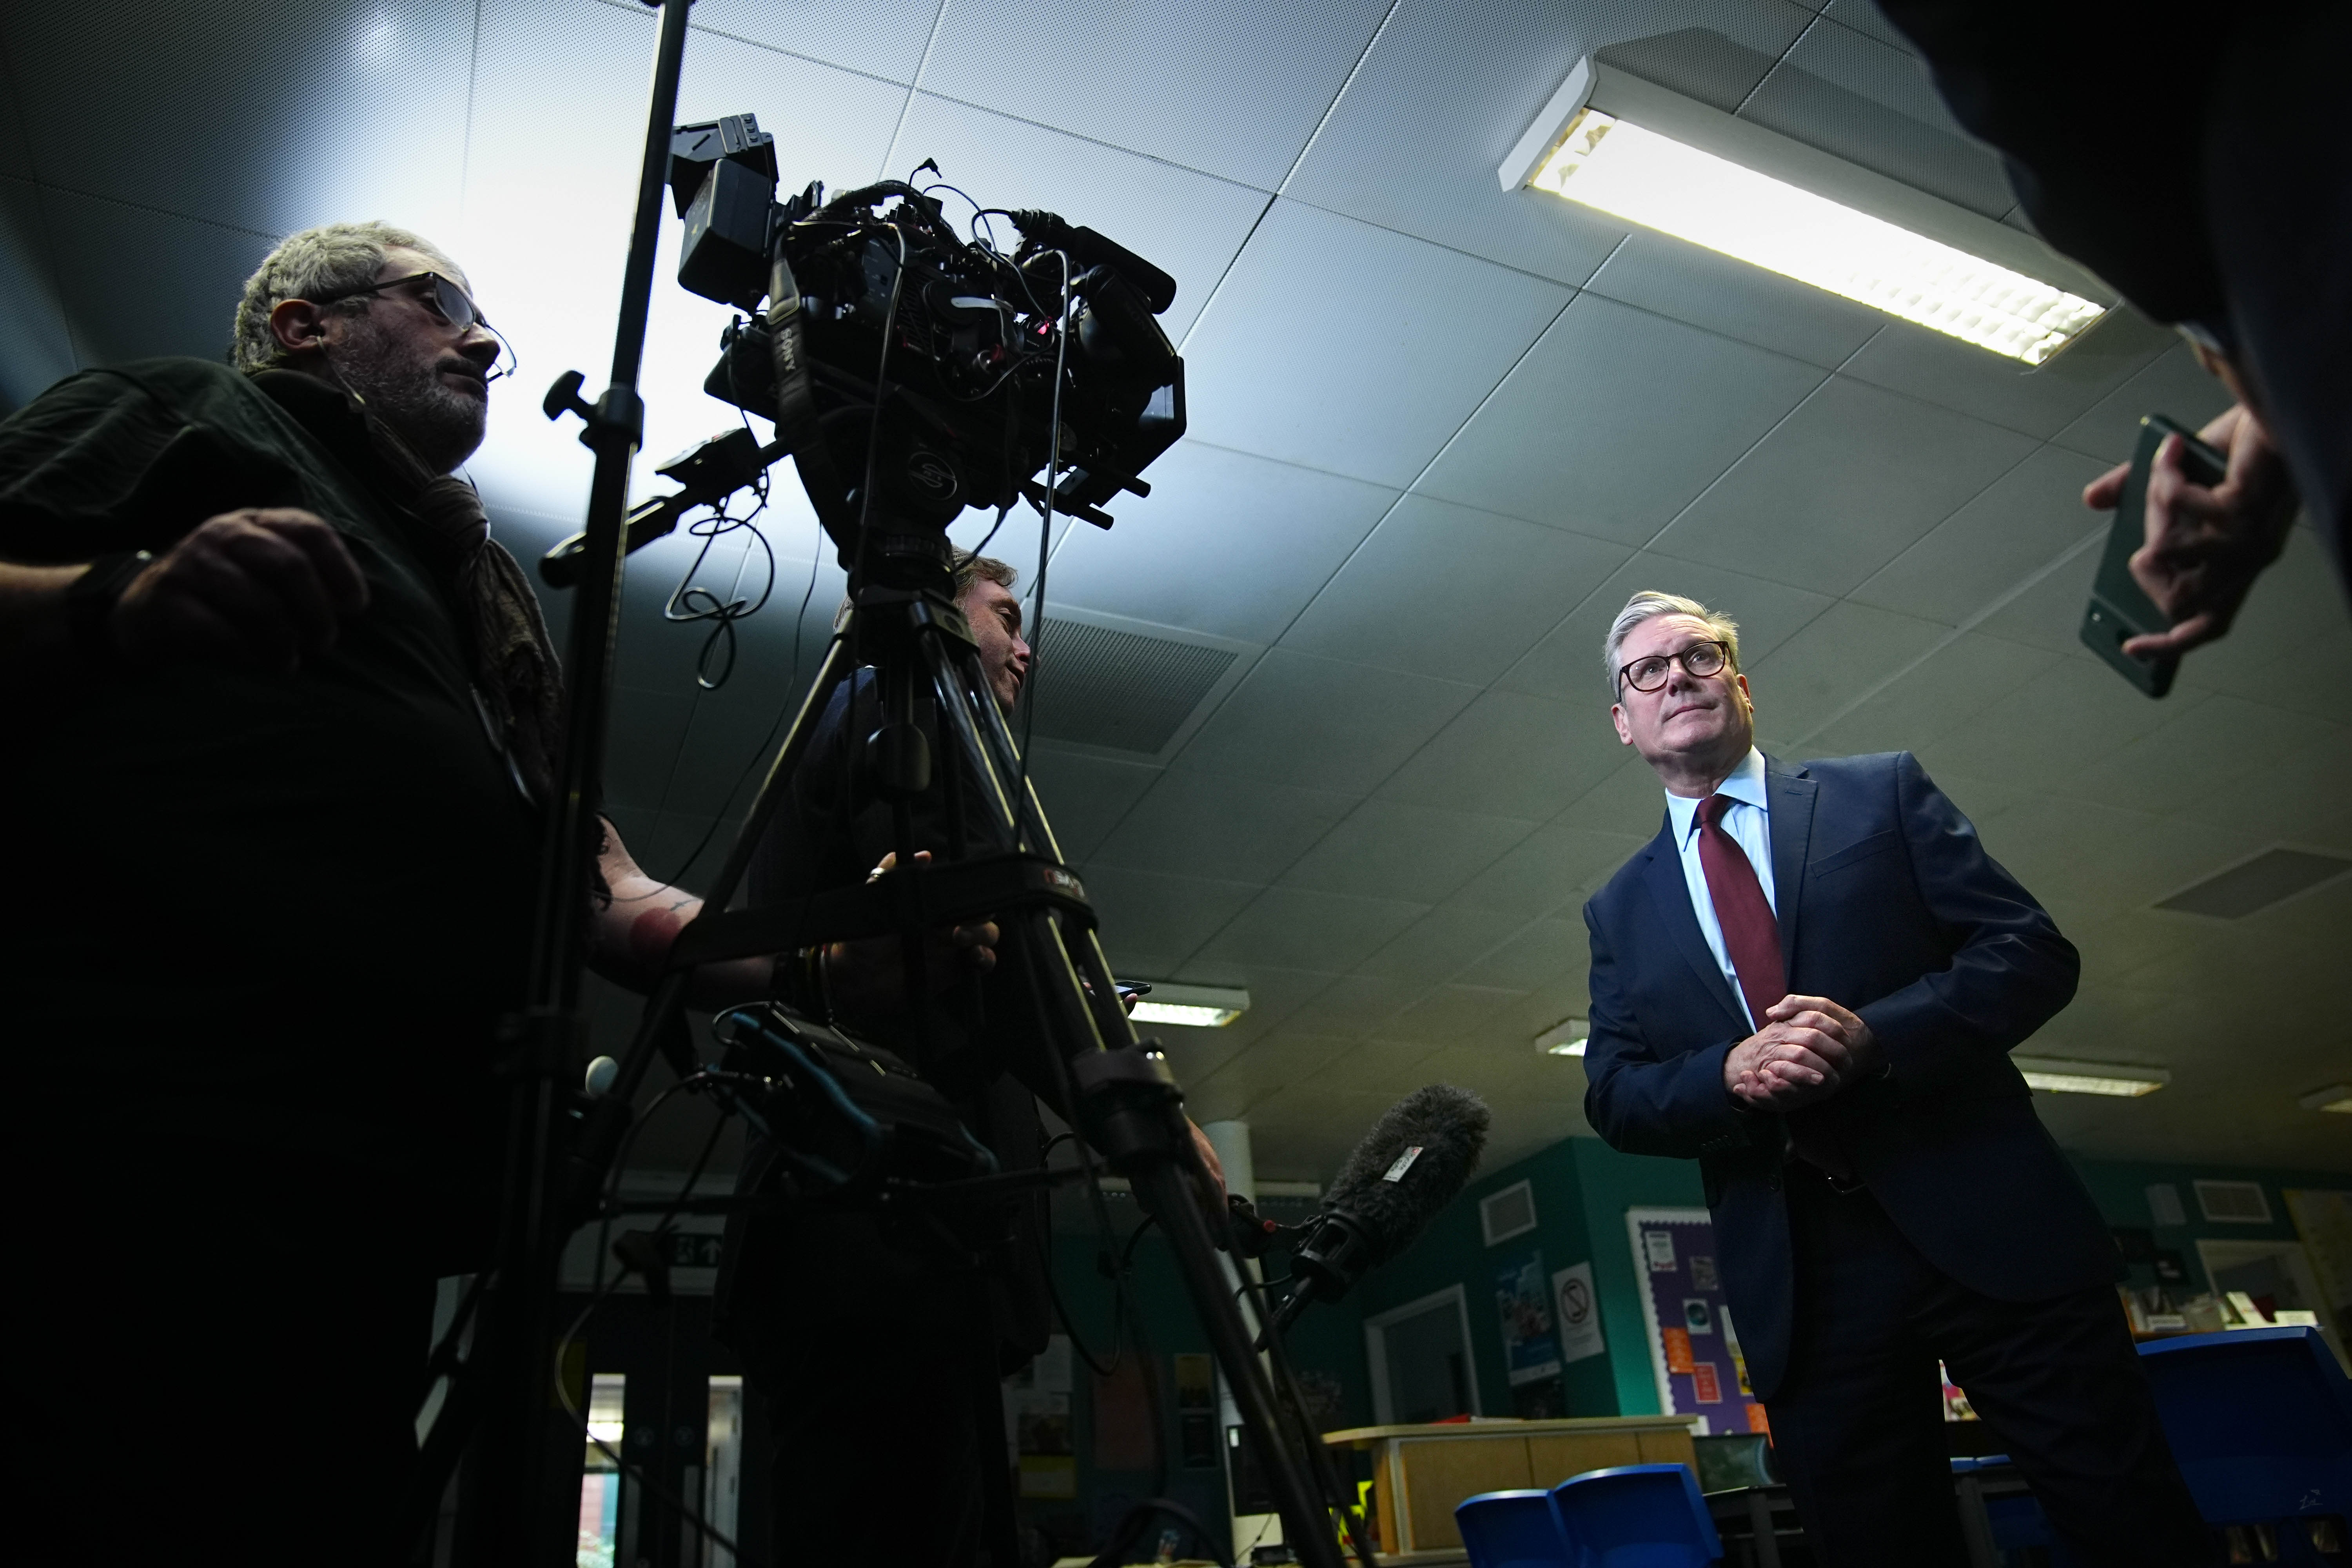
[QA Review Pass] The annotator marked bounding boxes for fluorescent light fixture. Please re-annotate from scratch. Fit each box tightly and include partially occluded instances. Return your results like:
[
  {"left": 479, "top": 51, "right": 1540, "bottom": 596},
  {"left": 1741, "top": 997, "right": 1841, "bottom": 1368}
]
[
  {"left": 1534, "top": 1018, "right": 1589, "bottom": 1057},
  {"left": 1127, "top": 982, "right": 1250, "bottom": 1029},
  {"left": 2012, "top": 1056, "right": 2170, "bottom": 1098},
  {"left": 587, "top": 1421, "right": 625, "bottom": 1444},
  {"left": 2298, "top": 1083, "right": 2352, "bottom": 1113},
  {"left": 1501, "top": 60, "right": 2110, "bottom": 364}
]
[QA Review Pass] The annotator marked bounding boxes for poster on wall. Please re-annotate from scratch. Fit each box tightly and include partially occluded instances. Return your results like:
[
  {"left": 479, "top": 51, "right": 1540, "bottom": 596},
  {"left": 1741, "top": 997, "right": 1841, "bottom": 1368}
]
[
  {"left": 1625, "top": 1207, "right": 1768, "bottom": 1437},
  {"left": 1551, "top": 1261, "right": 1606, "bottom": 1365},
  {"left": 1495, "top": 1248, "right": 1563, "bottom": 1387}
]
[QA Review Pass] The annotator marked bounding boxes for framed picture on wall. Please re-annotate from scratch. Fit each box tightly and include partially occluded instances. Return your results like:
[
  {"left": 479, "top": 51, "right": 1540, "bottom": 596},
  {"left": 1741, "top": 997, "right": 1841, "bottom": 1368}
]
[{"left": 1625, "top": 1207, "right": 1768, "bottom": 1437}]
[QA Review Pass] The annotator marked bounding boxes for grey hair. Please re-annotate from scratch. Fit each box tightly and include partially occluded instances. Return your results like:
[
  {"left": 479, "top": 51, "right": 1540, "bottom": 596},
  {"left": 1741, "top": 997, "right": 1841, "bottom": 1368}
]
[
  {"left": 1602, "top": 590, "right": 1742, "bottom": 697},
  {"left": 230, "top": 220, "right": 465, "bottom": 374}
]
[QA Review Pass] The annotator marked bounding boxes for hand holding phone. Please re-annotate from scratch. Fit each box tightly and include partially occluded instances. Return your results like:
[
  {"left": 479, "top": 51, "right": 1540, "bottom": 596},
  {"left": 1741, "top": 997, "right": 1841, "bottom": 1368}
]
[{"left": 2079, "top": 414, "right": 2230, "bottom": 698}]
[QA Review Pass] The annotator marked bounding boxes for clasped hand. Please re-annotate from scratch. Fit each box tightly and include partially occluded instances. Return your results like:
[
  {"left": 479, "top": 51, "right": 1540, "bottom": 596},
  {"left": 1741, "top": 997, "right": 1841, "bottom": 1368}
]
[{"left": 1724, "top": 995, "right": 1877, "bottom": 1111}]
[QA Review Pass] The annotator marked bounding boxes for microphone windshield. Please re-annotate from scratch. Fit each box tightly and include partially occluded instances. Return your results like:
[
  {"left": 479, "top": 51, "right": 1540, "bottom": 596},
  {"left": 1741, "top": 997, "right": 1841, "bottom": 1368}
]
[{"left": 1320, "top": 1083, "right": 1491, "bottom": 1270}]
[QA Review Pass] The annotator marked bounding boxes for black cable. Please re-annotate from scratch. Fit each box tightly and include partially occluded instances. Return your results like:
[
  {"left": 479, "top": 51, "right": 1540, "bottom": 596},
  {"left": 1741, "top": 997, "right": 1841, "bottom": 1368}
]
[
  {"left": 1011, "top": 251, "right": 1071, "bottom": 849},
  {"left": 662, "top": 473, "right": 777, "bottom": 691}
]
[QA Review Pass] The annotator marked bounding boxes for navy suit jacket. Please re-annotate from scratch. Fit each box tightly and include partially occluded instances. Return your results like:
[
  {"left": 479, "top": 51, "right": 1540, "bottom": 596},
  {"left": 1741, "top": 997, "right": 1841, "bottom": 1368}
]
[{"left": 1581, "top": 751, "right": 2114, "bottom": 1401}]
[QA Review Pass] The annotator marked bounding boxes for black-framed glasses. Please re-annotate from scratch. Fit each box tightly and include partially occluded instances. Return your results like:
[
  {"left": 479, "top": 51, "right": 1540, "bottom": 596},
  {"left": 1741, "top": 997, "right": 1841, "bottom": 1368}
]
[
  {"left": 310, "top": 270, "right": 515, "bottom": 382},
  {"left": 1618, "top": 639, "right": 1731, "bottom": 695}
]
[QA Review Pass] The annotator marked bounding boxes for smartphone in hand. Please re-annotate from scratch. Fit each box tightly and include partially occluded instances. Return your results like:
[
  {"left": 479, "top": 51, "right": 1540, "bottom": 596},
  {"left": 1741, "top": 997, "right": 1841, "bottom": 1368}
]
[{"left": 2080, "top": 414, "right": 2228, "bottom": 698}]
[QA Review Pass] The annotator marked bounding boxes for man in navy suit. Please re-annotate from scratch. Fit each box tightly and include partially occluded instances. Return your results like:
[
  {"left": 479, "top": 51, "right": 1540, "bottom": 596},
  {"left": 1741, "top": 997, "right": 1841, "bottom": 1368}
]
[{"left": 1581, "top": 591, "right": 2212, "bottom": 1567}]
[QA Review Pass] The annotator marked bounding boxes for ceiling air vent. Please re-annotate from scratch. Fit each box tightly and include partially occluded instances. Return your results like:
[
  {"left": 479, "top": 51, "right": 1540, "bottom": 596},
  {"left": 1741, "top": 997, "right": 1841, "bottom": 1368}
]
[
  {"left": 2155, "top": 848, "right": 2352, "bottom": 918},
  {"left": 1024, "top": 620, "right": 1236, "bottom": 755},
  {"left": 2194, "top": 1180, "right": 2272, "bottom": 1225},
  {"left": 1480, "top": 1180, "right": 1537, "bottom": 1246}
]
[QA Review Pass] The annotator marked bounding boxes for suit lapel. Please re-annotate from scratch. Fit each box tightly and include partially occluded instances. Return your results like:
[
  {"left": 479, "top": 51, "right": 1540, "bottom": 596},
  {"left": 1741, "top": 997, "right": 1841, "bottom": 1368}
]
[
  {"left": 1765, "top": 756, "right": 1817, "bottom": 987},
  {"left": 1637, "top": 811, "right": 1748, "bottom": 1034}
]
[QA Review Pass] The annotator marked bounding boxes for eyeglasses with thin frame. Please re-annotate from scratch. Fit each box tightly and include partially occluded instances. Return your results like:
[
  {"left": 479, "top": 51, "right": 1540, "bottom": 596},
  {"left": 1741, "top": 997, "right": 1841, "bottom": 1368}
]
[
  {"left": 308, "top": 270, "right": 516, "bottom": 381},
  {"left": 1618, "top": 639, "right": 1731, "bottom": 695}
]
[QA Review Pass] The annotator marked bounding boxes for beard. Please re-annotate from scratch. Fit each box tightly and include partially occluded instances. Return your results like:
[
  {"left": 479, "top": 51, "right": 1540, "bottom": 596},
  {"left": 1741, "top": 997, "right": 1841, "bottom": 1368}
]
[{"left": 328, "top": 314, "right": 488, "bottom": 475}]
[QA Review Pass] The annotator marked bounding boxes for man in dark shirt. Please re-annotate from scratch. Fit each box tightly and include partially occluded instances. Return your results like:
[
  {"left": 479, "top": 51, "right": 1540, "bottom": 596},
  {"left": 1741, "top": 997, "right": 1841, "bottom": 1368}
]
[{"left": 0, "top": 220, "right": 722, "bottom": 1566}]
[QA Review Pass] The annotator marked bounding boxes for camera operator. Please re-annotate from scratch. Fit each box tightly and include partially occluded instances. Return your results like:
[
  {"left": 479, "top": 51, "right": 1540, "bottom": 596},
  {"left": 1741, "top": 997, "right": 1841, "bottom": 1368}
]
[
  {"left": 0, "top": 219, "right": 734, "bottom": 1566},
  {"left": 1873, "top": 0, "right": 2347, "bottom": 655},
  {"left": 706, "top": 550, "right": 1222, "bottom": 1568}
]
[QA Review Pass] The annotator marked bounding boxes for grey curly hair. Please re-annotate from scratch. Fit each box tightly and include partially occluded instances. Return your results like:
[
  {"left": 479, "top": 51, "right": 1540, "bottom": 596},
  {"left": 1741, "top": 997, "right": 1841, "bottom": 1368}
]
[
  {"left": 1602, "top": 590, "right": 1743, "bottom": 698},
  {"left": 230, "top": 220, "right": 465, "bottom": 374}
]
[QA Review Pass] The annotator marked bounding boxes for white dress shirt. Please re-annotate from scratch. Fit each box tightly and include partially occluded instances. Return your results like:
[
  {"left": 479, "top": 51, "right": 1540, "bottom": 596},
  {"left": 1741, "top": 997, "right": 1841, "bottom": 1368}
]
[{"left": 1663, "top": 746, "right": 1776, "bottom": 1030}]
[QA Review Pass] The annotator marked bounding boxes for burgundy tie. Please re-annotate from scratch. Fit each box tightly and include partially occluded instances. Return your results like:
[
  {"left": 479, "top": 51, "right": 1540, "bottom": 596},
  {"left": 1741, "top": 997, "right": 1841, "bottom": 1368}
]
[{"left": 1695, "top": 794, "right": 1784, "bottom": 1029}]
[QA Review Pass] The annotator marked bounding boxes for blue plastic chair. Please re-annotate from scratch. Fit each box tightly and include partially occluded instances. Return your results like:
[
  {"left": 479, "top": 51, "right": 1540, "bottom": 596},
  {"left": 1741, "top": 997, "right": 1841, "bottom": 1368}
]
[
  {"left": 1456, "top": 1488, "right": 1575, "bottom": 1568},
  {"left": 1549, "top": 1463, "right": 1723, "bottom": 1566},
  {"left": 2138, "top": 1326, "right": 2352, "bottom": 1564}
]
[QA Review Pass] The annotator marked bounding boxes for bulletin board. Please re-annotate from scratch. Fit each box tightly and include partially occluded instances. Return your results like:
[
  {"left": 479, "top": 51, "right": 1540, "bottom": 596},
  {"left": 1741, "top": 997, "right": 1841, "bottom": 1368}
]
[{"left": 1625, "top": 1207, "right": 1768, "bottom": 1437}]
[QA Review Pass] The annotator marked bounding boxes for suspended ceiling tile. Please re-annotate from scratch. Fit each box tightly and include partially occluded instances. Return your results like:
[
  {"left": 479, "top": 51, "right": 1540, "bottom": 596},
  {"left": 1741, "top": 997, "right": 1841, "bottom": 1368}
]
[
  {"left": 1196, "top": 885, "right": 1433, "bottom": 973},
  {"left": 1281, "top": 0, "right": 1814, "bottom": 285},
  {"left": 603, "top": 683, "right": 701, "bottom": 813},
  {"left": 1082, "top": 863, "right": 1265, "bottom": 975},
  {"left": 1417, "top": 293, "right": 1828, "bottom": 545},
  {"left": 1839, "top": 309, "right": 2178, "bottom": 443},
  {"left": 0, "top": 38, "right": 33, "bottom": 180},
  {"left": 1281, "top": 800, "right": 1539, "bottom": 904},
  {"left": 918, "top": 0, "right": 1390, "bottom": 190},
  {"left": 1171, "top": 647, "right": 1479, "bottom": 793},
  {"left": 2174, "top": 725, "right": 2352, "bottom": 857},
  {"left": 1747, "top": 598, "right": 1950, "bottom": 744},
  {"left": 34, "top": 188, "right": 274, "bottom": 367},
  {"left": 1381, "top": 983, "right": 1529, "bottom": 1048},
  {"left": 1447, "top": 821, "right": 1650, "bottom": 920},
  {"left": 1816, "top": 0, "right": 1914, "bottom": 51},
  {"left": 690, "top": 0, "right": 941, "bottom": 84},
  {"left": 1851, "top": 446, "right": 2112, "bottom": 627},
  {"left": 886, "top": 93, "right": 1272, "bottom": 343},
  {"left": 1352, "top": 902, "right": 1537, "bottom": 993},
  {"left": 1579, "top": 229, "right": 1884, "bottom": 370},
  {"left": 1455, "top": 915, "right": 1584, "bottom": 993},
  {"left": 2153, "top": 530, "right": 2352, "bottom": 717},
  {"left": 1045, "top": 441, "right": 1397, "bottom": 646},
  {"left": 1646, "top": 375, "right": 2038, "bottom": 597},
  {"left": 0, "top": 178, "right": 76, "bottom": 408},
  {"left": 1737, "top": 16, "right": 2013, "bottom": 218},
  {"left": 2056, "top": 696, "right": 2317, "bottom": 820},
  {"left": 1338, "top": 1035, "right": 1475, "bottom": 1096},
  {"left": 1802, "top": 629, "right": 2059, "bottom": 758},
  {"left": 1180, "top": 200, "right": 1573, "bottom": 488},
  {"left": 1279, "top": 494, "right": 1631, "bottom": 685},
  {"left": 1091, "top": 770, "right": 1358, "bottom": 884},
  {"left": 1497, "top": 551, "right": 1836, "bottom": 704},
  {"left": 1966, "top": 537, "right": 2107, "bottom": 661},
  {"left": 1378, "top": 688, "right": 1625, "bottom": 822},
  {"left": 6, "top": 0, "right": 475, "bottom": 238},
  {"left": 1918, "top": 661, "right": 2212, "bottom": 797},
  {"left": 2049, "top": 340, "right": 2235, "bottom": 464},
  {"left": 1022, "top": 745, "right": 1164, "bottom": 863},
  {"left": 1287, "top": 969, "right": 1432, "bottom": 1040}
]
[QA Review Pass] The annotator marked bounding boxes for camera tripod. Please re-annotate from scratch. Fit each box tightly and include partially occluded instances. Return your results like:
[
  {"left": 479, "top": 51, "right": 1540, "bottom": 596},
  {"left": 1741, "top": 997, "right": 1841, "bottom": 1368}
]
[{"left": 428, "top": 3, "right": 1352, "bottom": 1562}]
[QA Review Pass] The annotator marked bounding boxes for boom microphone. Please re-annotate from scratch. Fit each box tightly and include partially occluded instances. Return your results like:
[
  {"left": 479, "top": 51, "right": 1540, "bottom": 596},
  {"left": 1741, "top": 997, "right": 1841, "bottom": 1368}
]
[{"left": 1270, "top": 1085, "right": 1490, "bottom": 1336}]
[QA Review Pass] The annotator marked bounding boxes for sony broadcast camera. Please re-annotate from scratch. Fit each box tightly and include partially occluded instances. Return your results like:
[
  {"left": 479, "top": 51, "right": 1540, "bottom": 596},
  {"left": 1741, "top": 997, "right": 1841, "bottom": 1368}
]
[{"left": 665, "top": 113, "right": 1187, "bottom": 591}]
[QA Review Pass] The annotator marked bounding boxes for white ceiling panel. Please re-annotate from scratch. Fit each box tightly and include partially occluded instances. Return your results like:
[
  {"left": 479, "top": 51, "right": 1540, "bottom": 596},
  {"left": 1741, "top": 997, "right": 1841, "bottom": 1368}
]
[
  {"left": 33, "top": 189, "right": 273, "bottom": 368},
  {"left": 1196, "top": 885, "right": 1432, "bottom": 972},
  {"left": 1081, "top": 863, "right": 1265, "bottom": 975},
  {"left": 1803, "top": 629, "right": 2059, "bottom": 758},
  {"left": 1382, "top": 983, "right": 1528, "bottom": 1046},
  {"left": 1044, "top": 441, "right": 1397, "bottom": 644},
  {"left": 1378, "top": 688, "right": 1625, "bottom": 820},
  {"left": 1354, "top": 902, "right": 1541, "bottom": 991},
  {"left": 1278, "top": 494, "right": 1630, "bottom": 684},
  {"left": 1091, "top": 769, "right": 1358, "bottom": 883},
  {"left": 1498, "top": 551, "right": 1836, "bottom": 702},
  {"left": 1647, "top": 375, "right": 2038, "bottom": 595},
  {"left": 1850, "top": 446, "right": 2111, "bottom": 627},
  {"left": 690, "top": 0, "right": 940, "bottom": 83},
  {"left": 2051, "top": 341, "right": 2236, "bottom": 464},
  {"left": 1022, "top": 745, "right": 1163, "bottom": 863},
  {"left": 1737, "top": 14, "right": 2012, "bottom": 218},
  {"left": 1839, "top": 309, "right": 2178, "bottom": 442},
  {"left": 1281, "top": 800, "right": 1539, "bottom": 903},
  {"left": 1456, "top": 915, "right": 1584, "bottom": 992},
  {"left": 1919, "top": 663, "right": 2213, "bottom": 797},
  {"left": 0, "top": 179, "right": 76, "bottom": 408},
  {"left": 604, "top": 683, "right": 701, "bottom": 815},
  {"left": 2175, "top": 725, "right": 2352, "bottom": 856},
  {"left": 1552, "top": 753, "right": 1682, "bottom": 839},
  {"left": 5, "top": 0, "right": 475, "bottom": 240},
  {"left": 1447, "top": 821, "right": 1651, "bottom": 918},
  {"left": 1179, "top": 199, "right": 1573, "bottom": 487},
  {"left": 1171, "top": 648, "right": 1479, "bottom": 792},
  {"left": 1287, "top": 970, "right": 1432, "bottom": 1039},
  {"left": 918, "top": 0, "right": 1390, "bottom": 190},
  {"left": 0, "top": 42, "right": 33, "bottom": 180},
  {"left": 1748, "top": 598, "right": 1949, "bottom": 743},
  {"left": 1282, "top": 0, "right": 1815, "bottom": 284},
  {"left": 1579, "top": 229, "right": 1884, "bottom": 370},
  {"left": 2058, "top": 696, "right": 2317, "bottom": 820},
  {"left": 1815, "top": 0, "right": 1911, "bottom": 49},
  {"left": 1417, "top": 293, "right": 1828, "bottom": 544},
  {"left": 885, "top": 93, "right": 1273, "bottom": 343},
  {"left": 1966, "top": 537, "right": 2107, "bottom": 660}
]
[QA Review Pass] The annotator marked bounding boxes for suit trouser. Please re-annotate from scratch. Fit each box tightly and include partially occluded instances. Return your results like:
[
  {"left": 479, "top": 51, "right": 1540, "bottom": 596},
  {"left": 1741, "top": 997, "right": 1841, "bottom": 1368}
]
[{"left": 1764, "top": 1167, "right": 2215, "bottom": 1568}]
